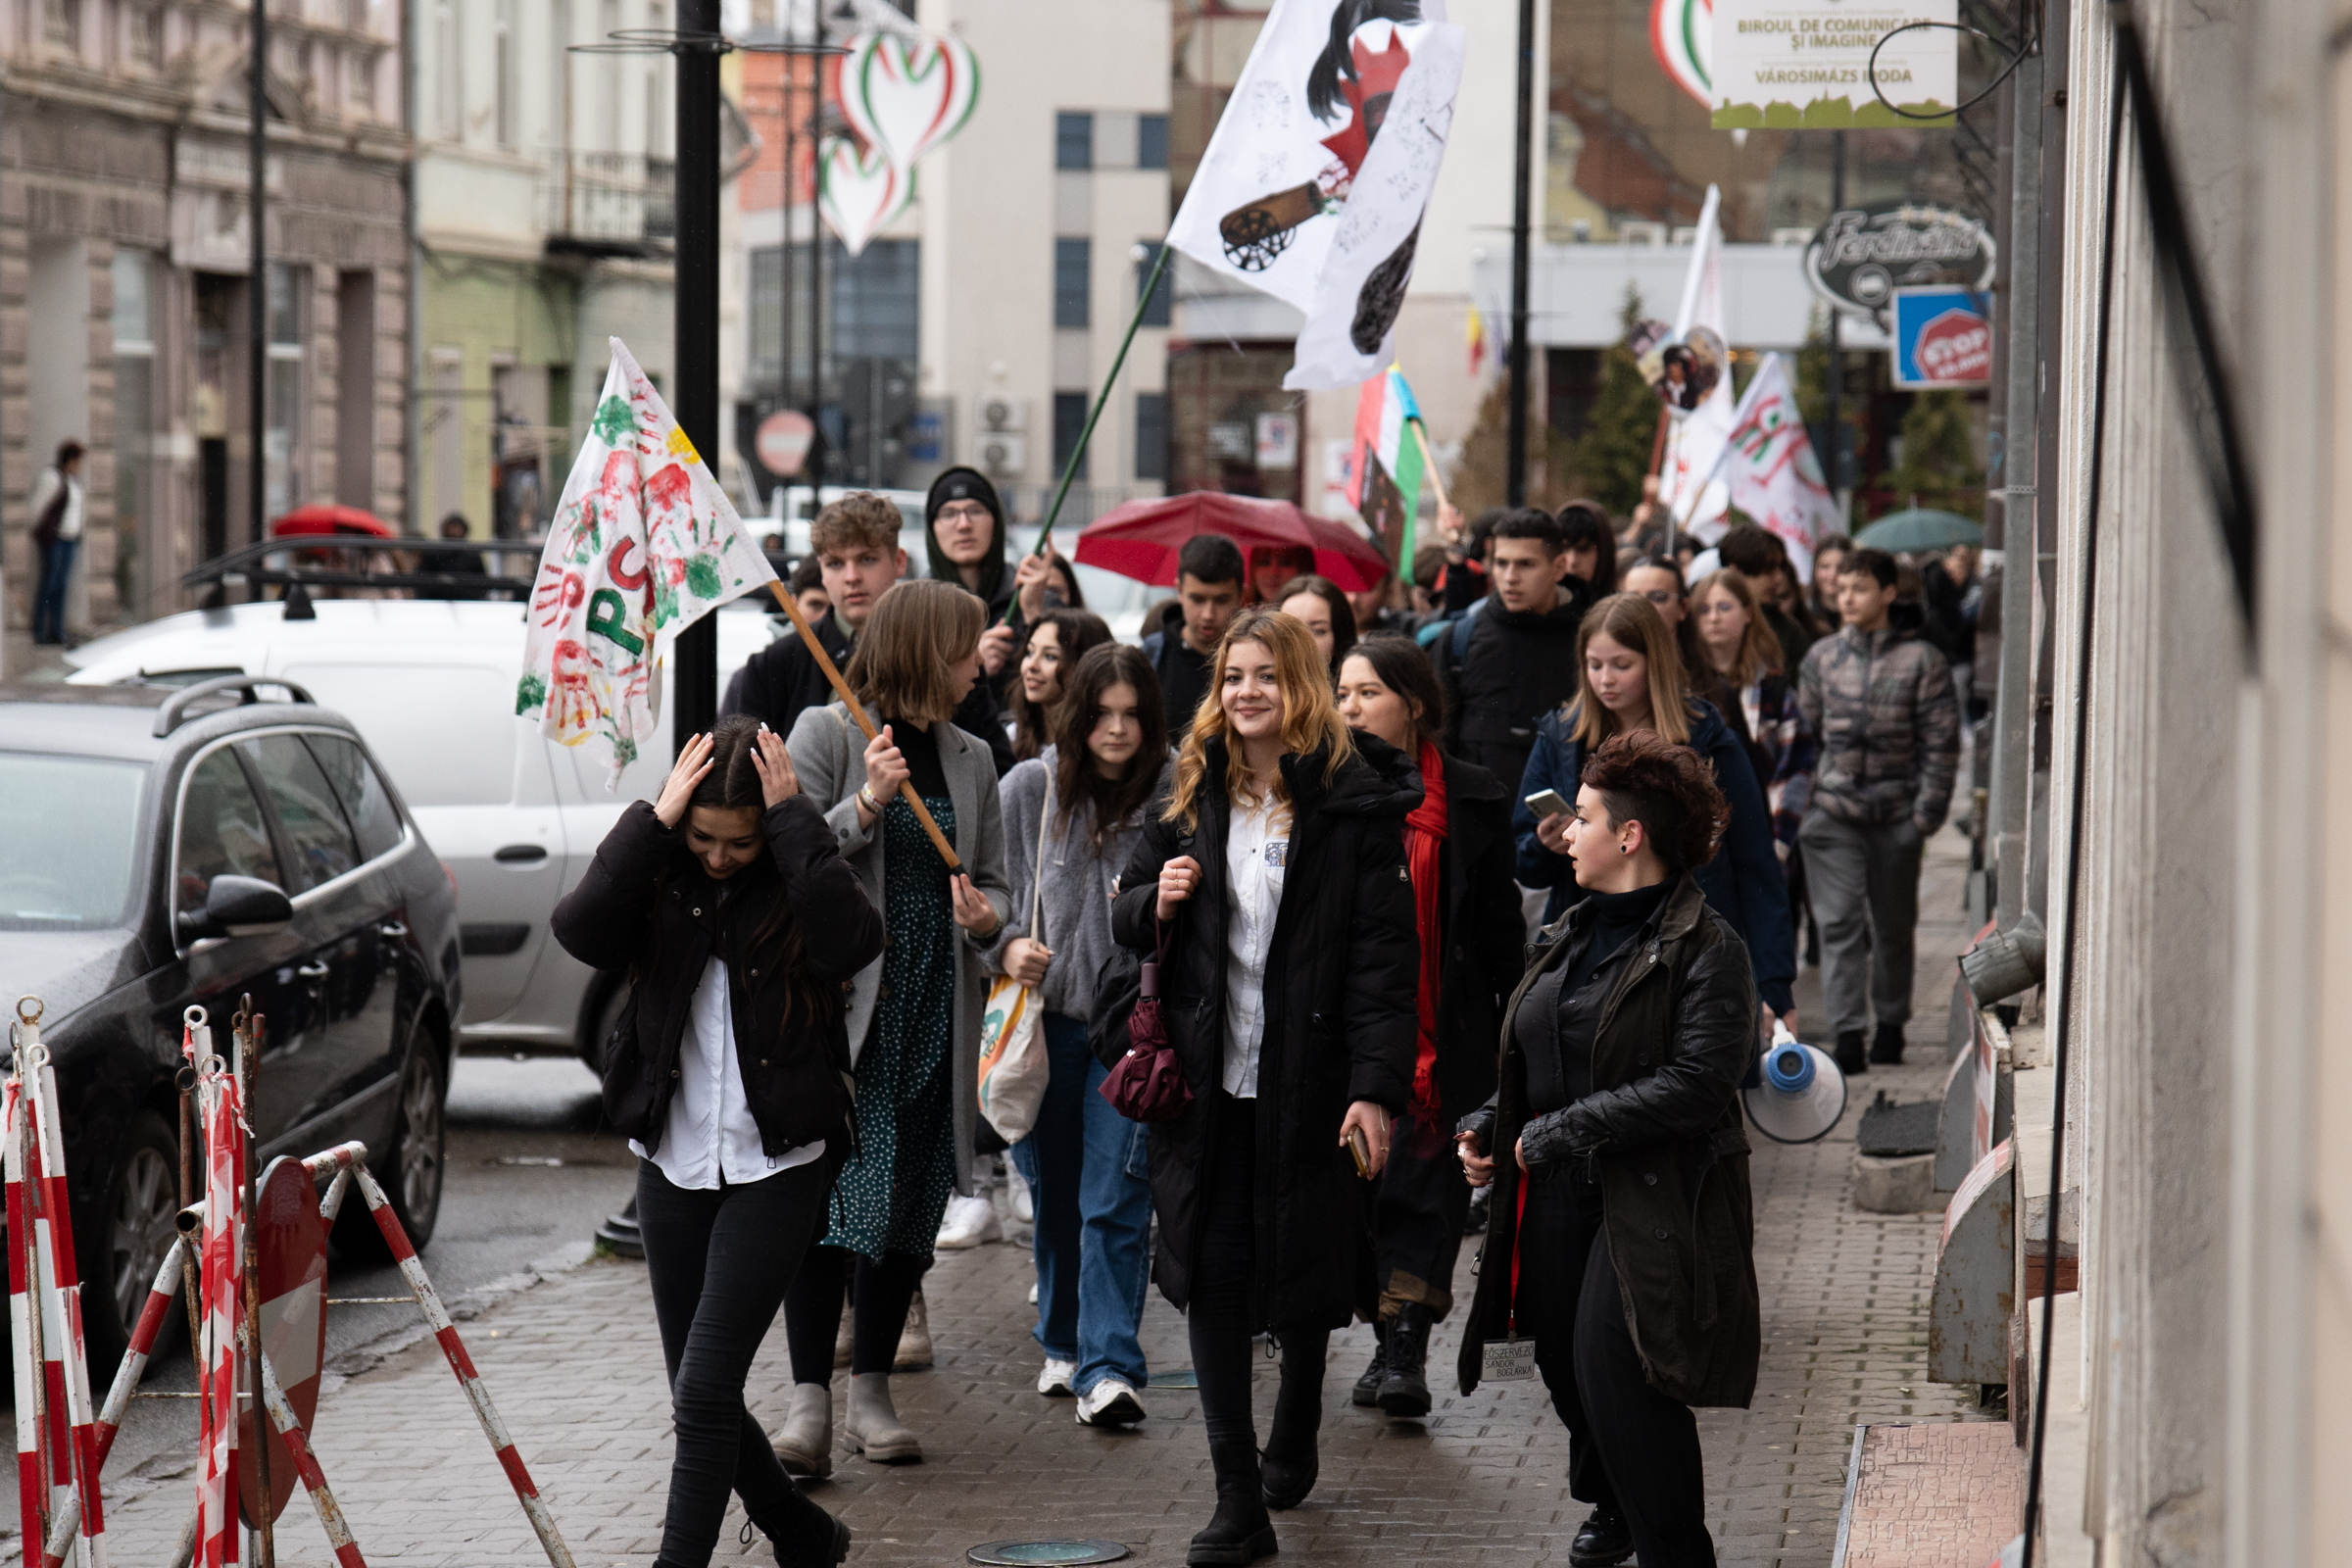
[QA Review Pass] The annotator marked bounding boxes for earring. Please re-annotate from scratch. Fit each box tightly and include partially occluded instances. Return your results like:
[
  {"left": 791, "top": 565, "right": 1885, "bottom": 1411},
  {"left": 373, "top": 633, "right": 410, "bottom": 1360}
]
[{"left": 1620, "top": 844, "right": 1631, "bottom": 855}]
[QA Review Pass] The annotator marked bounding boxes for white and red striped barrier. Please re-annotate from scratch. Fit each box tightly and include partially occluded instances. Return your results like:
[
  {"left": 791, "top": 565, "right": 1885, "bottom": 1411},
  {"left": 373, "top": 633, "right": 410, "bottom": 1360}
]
[
  {"left": 9, "top": 995, "right": 113, "bottom": 1568},
  {"left": 188, "top": 1007, "right": 245, "bottom": 1568}
]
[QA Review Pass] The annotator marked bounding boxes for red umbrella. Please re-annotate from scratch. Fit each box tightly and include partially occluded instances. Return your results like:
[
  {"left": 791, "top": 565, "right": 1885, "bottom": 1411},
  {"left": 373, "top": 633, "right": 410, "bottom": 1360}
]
[
  {"left": 270, "top": 504, "right": 397, "bottom": 538},
  {"left": 1073, "top": 492, "right": 1392, "bottom": 592}
]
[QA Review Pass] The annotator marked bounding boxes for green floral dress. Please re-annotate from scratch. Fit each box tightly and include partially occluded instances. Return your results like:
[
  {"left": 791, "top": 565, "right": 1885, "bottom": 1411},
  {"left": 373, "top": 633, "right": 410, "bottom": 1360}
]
[{"left": 821, "top": 792, "right": 960, "bottom": 1260}]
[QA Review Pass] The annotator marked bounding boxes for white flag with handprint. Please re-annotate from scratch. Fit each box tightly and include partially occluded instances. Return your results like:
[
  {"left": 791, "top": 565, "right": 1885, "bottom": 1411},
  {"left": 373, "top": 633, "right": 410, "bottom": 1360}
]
[{"left": 515, "top": 338, "right": 777, "bottom": 785}]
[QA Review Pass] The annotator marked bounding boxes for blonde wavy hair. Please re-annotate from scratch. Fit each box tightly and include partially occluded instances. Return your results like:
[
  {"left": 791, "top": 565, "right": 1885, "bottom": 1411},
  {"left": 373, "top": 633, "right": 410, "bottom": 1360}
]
[
  {"left": 1689, "top": 567, "right": 1786, "bottom": 687},
  {"left": 1164, "top": 605, "right": 1353, "bottom": 830},
  {"left": 1566, "top": 592, "right": 1693, "bottom": 750}
]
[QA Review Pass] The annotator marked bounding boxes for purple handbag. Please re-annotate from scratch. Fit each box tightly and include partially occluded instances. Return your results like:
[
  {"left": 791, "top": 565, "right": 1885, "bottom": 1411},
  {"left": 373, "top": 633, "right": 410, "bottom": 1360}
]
[{"left": 1099, "top": 927, "right": 1194, "bottom": 1123}]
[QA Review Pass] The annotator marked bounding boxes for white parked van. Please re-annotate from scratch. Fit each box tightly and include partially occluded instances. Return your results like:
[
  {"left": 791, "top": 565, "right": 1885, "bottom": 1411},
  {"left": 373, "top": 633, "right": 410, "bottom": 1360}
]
[{"left": 65, "top": 598, "right": 782, "bottom": 1062}]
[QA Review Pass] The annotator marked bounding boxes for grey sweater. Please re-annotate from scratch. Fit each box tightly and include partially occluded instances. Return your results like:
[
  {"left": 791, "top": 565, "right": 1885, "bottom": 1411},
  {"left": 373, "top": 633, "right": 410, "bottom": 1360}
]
[{"left": 978, "top": 748, "right": 1170, "bottom": 1020}]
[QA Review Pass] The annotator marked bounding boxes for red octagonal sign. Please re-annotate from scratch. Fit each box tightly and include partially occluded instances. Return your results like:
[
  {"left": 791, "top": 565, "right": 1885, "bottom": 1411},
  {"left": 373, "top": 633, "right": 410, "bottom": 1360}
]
[{"left": 238, "top": 1155, "right": 329, "bottom": 1526}]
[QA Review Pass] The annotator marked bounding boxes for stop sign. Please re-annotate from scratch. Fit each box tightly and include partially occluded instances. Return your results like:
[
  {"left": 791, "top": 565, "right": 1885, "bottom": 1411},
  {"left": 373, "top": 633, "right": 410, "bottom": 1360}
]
[
  {"left": 757, "top": 411, "right": 815, "bottom": 477},
  {"left": 238, "top": 1155, "right": 329, "bottom": 1525}
]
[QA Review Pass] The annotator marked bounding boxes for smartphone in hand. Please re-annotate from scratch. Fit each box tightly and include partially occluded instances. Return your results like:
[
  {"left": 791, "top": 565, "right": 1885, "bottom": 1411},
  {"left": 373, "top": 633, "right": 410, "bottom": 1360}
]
[
  {"left": 1348, "top": 1125, "right": 1374, "bottom": 1180},
  {"left": 1524, "top": 788, "right": 1571, "bottom": 818}
]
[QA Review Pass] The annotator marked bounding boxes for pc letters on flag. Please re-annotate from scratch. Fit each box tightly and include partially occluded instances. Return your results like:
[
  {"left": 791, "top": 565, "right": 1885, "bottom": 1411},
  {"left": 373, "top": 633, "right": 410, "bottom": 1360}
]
[
  {"left": 516, "top": 338, "right": 778, "bottom": 786},
  {"left": 1347, "top": 365, "right": 1427, "bottom": 565},
  {"left": 1710, "top": 353, "right": 1839, "bottom": 581}
]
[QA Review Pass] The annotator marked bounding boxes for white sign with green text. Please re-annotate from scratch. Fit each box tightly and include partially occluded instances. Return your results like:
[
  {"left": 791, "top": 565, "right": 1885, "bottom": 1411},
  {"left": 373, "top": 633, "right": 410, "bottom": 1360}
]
[{"left": 1711, "top": 0, "right": 1955, "bottom": 128}]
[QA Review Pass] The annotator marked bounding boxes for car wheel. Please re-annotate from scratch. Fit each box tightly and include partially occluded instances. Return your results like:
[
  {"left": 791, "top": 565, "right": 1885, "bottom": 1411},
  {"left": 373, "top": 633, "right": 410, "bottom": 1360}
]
[
  {"left": 83, "top": 1112, "right": 184, "bottom": 1382},
  {"left": 335, "top": 1044, "right": 446, "bottom": 1262}
]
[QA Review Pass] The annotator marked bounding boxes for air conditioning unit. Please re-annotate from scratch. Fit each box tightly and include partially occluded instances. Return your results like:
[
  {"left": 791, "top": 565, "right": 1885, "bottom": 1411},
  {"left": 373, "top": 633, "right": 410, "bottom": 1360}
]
[
  {"left": 978, "top": 432, "right": 1027, "bottom": 474},
  {"left": 980, "top": 395, "right": 1029, "bottom": 432}
]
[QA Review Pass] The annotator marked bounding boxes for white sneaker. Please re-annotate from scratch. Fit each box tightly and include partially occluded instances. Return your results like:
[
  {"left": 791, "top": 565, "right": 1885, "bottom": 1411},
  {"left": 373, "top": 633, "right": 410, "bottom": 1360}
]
[
  {"left": 1076, "top": 1379, "right": 1147, "bottom": 1427},
  {"left": 1037, "top": 1357, "right": 1078, "bottom": 1397},
  {"left": 1028, "top": 1280, "right": 1039, "bottom": 1305},
  {"left": 935, "top": 1192, "right": 1003, "bottom": 1249},
  {"left": 1007, "top": 1162, "right": 1035, "bottom": 1224}
]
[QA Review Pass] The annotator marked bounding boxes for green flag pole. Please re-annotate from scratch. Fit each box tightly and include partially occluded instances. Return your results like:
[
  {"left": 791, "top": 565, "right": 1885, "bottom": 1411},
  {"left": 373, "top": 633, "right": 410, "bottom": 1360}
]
[{"left": 1006, "top": 239, "right": 1175, "bottom": 639}]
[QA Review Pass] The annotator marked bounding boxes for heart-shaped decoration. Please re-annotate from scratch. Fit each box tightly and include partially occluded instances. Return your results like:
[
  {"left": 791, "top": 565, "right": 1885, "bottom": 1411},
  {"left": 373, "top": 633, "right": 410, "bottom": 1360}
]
[
  {"left": 836, "top": 30, "right": 980, "bottom": 176},
  {"left": 817, "top": 136, "right": 908, "bottom": 257}
]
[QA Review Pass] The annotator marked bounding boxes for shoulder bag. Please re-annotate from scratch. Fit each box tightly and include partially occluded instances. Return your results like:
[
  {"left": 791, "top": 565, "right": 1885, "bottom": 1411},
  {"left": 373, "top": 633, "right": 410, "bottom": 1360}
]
[{"left": 976, "top": 776, "right": 1054, "bottom": 1142}]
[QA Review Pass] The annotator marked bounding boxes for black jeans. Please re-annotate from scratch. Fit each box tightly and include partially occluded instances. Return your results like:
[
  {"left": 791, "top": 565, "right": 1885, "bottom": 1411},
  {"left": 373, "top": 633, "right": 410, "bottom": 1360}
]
[
  {"left": 1515, "top": 1165, "right": 1716, "bottom": 1567},
  {"left": 781, "top": 1245, "right": 929, "bottom": 1380},
  {"left": 637, "top": 1158, "right": 836, "bottom": 1567},
  {"left": 1190, "top": 1095, "right": 1329, "bottom": 1464}
]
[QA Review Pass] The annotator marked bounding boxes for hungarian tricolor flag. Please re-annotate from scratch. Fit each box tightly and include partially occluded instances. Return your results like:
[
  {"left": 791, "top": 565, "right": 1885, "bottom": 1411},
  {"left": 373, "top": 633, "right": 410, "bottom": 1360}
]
[
  {"left": 515, "top": 338, "right": 777, "bottom": 785},
  {"left": 1347, "top": 365, "right": 1428, "bottom": 567}
]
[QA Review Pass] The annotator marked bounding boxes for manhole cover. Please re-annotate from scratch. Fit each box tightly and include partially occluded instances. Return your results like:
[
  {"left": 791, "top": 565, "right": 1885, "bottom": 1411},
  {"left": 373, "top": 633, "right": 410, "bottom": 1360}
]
[
  {"left": 1150, "top": 1369, "right": 1199, "bottom": 1388},
  {"left": 966, "top": 1542, "right": 1130, "bottom": 1566}
]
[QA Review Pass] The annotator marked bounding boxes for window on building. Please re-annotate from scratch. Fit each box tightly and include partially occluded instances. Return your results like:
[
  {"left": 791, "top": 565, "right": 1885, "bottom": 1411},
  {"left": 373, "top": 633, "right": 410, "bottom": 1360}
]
[
  {"left": 1139, "top": 114, "right": 1168, "bottom": 171},
  {"left": 1135, "top": 241, "right": 1171, "bottom": 329},
  {"left": 434, "top": 0, "right": 462, "bottom": 139},
  {"left": 265, "top": 265, "right": 308, "bottom": 520},
  {"left": 353, "top": 47, "right": 377, "bottom": 113},
  {"left": 1055, "top": 111, "right": 1093, "bottom": 171},
  {"left": 1053, "top": 392, "right": 1089, "bottom": 482},
  {"left": 113, "top": 251, "right": 156, "bottom": 612},
  {"left": 1135, "top": 391, "right": 1167, "bottom": 482},
  {"left": 1054, "top": 237, "right": 1090, "bottom": 329},
  {"left": 749, "top": 247, "right": 784, "bottom": 393},
  {"left": 127, "top": 4, "right": 161, "bottom": 63},
  {"left": 494, "top": 0, "right": 516, "bottom": 147},
  {"left": 43, "top": 0, "right": 77, "bottom": 46}
]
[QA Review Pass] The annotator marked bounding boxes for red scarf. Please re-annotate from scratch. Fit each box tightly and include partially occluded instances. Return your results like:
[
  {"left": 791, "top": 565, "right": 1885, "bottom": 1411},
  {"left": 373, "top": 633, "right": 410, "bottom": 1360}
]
[{"left": 1404, "top": 741, "right": 1448, "bottom": 1124}]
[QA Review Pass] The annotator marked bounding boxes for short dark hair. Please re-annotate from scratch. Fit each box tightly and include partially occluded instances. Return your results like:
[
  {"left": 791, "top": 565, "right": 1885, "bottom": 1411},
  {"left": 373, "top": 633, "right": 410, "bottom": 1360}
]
[
  {"left": 1579, "top": 730, "right": 1730, "bottom": 872},
  {"left": 1342, "top": 634, "right": 1446, "bottom": 753},
  {"left": 438, "top": 513, "right": 470, "bottom": 538},
  {"left": 1557, "top": 501, "right": 1617, "bottom": 595},
  {"left": 1410, "top": 543, "right": 1447, "bottom": 593},
  {"left": 1490, "top": 507, "right": 1567, "bottom": 556},
  {"left": 1716, "top": 523, "right": 1788, "bottom": 580},
  {"left": 1840, "top": 546, "right": 1899, "bottom": 589},
  {"left": 1177, "top": 532, "right": 1246, "bottom": 587},
  {"left": 789, "top": 557, "right": 825, "bottom": 594},
  {"left": 55, "top": 440, "right": 84, "bottom": 467}
]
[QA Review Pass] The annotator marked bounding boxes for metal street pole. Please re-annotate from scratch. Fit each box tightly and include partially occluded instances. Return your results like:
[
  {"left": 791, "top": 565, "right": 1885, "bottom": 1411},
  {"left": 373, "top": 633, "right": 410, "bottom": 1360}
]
[
  {"left": 670, "top": 0, "right": 720, "bottom": 752},
  {"left": 249, "top": 0, "right": 269, "bottom": 546},
  {"left": 1989, "top": 28, "right": 2041, "bottom": 933},
  {"left": 1504, "top": 0, "right": 1534, "bottom": 508},
  {"left": 1823, "top": 130, "right": 1844, "bottom": 518},
  {"left": 807, "top": 3, "right": 827, "bottom": 488}
]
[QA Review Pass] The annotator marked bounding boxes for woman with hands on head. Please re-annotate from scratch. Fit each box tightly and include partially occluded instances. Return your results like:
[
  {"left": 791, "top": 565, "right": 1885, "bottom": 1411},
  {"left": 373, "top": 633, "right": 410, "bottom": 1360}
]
[
  {"left": 978, "top": 643, "right": 1171, "bottom": 1426},
  {"left": 1107, "top": 607, "right": 1420, "bottom": 1566},
  {"left": 1456, "top": 732, "right": 1762, "bottom": 1568},
  {"left": 777, "top": 578, "right": 1014, "bottom": 1475},
  {"left": 548, "top": 717, "right": 882, "bottom": 1568}
]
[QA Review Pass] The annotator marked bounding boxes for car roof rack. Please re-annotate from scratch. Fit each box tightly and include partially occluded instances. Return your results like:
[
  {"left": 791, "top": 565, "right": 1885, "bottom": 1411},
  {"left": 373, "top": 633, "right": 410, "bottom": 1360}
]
[
  {"left": 153, "top": 674, "right": 318, "bottom": 738},
  {"left": 182, "top": 535, "right": 545, "bottom": 612}
]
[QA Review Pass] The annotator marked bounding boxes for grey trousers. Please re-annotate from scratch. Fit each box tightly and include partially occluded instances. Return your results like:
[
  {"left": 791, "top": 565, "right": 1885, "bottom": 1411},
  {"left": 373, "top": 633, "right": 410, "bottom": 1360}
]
[{"left": 1797, "top": 811, "right": 1924, "bottom": 1037}]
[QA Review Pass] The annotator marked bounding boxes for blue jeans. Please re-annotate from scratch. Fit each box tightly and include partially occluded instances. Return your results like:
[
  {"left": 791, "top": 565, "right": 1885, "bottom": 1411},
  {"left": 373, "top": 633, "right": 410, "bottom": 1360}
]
[
  {"left": 1009, "top": 1011, "right": 1152, "bottom": 1395},
  {"left": 32, "top": 536, "right": 75, "bottom": 644}
]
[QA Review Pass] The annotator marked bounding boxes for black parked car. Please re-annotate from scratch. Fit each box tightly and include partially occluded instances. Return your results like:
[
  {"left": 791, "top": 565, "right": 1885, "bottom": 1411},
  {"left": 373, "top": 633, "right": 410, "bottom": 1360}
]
[{"left": 0, "top": 676, "right": 462, "bottom": 1375}]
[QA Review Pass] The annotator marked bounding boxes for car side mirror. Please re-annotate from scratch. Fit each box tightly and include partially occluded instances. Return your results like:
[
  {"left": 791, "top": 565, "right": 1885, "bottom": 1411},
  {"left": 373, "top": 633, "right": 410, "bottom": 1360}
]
[{"left": 179, "top": 874, "right": 294, "bottom": 942}]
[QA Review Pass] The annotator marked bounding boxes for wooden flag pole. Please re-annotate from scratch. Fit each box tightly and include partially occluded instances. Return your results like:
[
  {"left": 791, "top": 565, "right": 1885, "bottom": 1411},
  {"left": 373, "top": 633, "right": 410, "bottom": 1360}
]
[
  {"left": 1407, "top": 417, "right": 1451, "bottom": 513},
  {"left": 1646, "top": 403, "right": 1672, "bottom": 477},
  {"left": 760, "top": 578, "right": 963, "bottom": 873}
]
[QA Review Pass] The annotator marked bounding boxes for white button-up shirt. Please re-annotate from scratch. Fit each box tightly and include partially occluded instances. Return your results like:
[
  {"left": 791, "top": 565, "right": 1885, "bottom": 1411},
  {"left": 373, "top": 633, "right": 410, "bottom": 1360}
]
[
  {"left": 1220, "top": 796, "right": 1291, "bottom": 1100},
  {"left": 631, "top": 956, "right": 825, "bottom": 1189}
]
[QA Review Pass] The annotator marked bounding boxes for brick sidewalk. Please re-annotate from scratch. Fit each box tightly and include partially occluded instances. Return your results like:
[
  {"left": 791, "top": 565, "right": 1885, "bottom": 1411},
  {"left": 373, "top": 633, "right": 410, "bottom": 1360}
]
[{"left": 43, "top": 833, "right": 1990, "bottom": 1567}]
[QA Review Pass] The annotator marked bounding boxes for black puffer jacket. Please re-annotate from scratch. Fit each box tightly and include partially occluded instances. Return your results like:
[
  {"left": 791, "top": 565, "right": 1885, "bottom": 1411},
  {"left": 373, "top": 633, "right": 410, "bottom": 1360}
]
[
  {"left": 1108, "top": 735, "right": 1421, "bottom": 1330},
  {"left": 550, "top": 797, "right": 885, "bottom": 1155},
  {"left": 1436, "top": 584, "right": 1593, "bottom": 792},
  {"left": 1456, "top": 873, "right": 1761, "bottom": 1408}
]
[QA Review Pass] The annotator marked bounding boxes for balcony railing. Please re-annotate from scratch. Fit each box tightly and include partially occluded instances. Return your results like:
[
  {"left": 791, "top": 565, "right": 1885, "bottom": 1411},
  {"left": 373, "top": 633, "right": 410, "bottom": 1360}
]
[{"left": 538, "top": 151, "right": 676, "bottom": 251}]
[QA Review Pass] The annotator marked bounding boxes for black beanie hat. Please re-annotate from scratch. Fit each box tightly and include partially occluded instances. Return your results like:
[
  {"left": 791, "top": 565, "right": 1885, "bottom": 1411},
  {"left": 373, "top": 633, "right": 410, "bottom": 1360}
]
[{"left": 924, "top": 466, "right": 1008, "bottom": 605}]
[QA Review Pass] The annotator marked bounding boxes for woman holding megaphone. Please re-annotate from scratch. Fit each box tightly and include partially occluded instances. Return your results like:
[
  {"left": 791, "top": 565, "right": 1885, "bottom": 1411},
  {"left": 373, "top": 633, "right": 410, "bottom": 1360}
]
[{"left": 1455, "top": 731, "right": 1761, "bottom": 1568}]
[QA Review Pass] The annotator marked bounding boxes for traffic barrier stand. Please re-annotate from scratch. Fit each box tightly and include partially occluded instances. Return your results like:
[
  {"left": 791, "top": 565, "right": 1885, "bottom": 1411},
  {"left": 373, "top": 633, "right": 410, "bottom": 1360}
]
[
  {"left": 9, "top": 995, "right": 113, "bottom": 1568},
  {"left": 8, "top": 999, "right": 576, "bottom": 1568}
]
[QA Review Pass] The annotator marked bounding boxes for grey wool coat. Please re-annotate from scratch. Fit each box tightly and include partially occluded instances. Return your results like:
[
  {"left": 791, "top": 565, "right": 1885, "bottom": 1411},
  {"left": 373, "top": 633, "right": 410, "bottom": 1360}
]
[{"left": 785, "top": 701, "right": 1014, "bottom": 1199}]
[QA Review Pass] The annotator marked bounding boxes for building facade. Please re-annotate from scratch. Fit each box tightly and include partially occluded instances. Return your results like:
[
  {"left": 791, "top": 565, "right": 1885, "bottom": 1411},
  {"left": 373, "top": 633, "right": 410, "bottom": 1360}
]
[{"left": 0, "top": 0, "right": 408, "bottom": 648}]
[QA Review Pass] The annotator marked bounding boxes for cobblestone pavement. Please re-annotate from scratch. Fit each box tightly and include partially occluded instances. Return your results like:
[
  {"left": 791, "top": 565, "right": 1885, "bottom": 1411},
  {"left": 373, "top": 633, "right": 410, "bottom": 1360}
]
[{"left": 31, "top": 832, "right": 1992, "bottom": 1567}]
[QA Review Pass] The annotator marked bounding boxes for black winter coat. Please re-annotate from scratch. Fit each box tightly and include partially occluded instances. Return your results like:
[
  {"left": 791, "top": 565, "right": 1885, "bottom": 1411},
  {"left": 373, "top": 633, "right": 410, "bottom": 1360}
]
[
  {"left": 1108, "top": 736, "right": 1422, "bottom": 1329},
  {"left": 1437, "top": 585, "right": 1594, "bottom": 793},
  {"left": 1456, "top": 873, "right": 1761, "bottom": 1408},
  {"left": 550, "top": 797, "right": 885, "bottom": 1156},
  {"left": 1423, "top": 751, "right": 1528, "bottom": 1125}
]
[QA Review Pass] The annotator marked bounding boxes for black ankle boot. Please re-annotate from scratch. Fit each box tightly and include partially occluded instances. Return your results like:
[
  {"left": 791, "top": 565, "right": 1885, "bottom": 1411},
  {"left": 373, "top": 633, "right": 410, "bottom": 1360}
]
[
  {"left": 1189, "top": 1441, "right": 1277, "bottom": 1566},
  {"left": 1375, "top": 1303, "right": 1433, "bottom": 1418},
  {"left": 754, "top": 1500, "right": 852, "bottom": 1568},
  {"left": 1350, "top": 1326, "right": 1387, "bottom": 1407},
  {"left": 1870, "top": 1020, "right": 1907, "bottom": 1063},
  {"left": 1259, "top": 1345, "right": 1322, "bottom": 1510},
  {"left": 1835, "top": 1029, "right": 1869, "bottom": 1075},
  {"left": 1568, "top": 1506, "right": 1634, "bottom": 1567}
]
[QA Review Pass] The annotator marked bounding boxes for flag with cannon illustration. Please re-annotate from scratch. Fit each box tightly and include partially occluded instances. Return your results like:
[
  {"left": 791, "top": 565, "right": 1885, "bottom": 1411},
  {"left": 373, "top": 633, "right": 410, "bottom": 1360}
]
[
  {"left": 1167, "top": 0, "right": 1466, "bottom": 390},
  {"left": 515, "top": 338, "right": 777, "bottom": 785}
]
